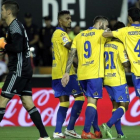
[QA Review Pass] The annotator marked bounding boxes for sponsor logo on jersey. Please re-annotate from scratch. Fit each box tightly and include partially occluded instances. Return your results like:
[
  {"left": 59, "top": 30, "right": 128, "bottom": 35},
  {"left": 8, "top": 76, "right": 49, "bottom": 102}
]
[
  {"left": 133, "top": 61, "right": 140, "bottom": 65},
  {"left": 82, "top": 60, "right": 94, "bottom": 66},
  {"left": 105, "top": 73, "right": 116, "bottom": 77}
]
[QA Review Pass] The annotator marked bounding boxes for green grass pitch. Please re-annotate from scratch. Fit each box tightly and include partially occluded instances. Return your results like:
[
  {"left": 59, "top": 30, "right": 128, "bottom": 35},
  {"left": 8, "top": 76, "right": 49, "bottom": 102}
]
[{"left": 0, "top": 126, "right": 139, "bottom": 140}]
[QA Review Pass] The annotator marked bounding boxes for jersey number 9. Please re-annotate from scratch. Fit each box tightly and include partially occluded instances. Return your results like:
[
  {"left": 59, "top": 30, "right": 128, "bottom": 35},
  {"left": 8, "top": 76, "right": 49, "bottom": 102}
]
[{"left": 84, "top": 41, "right": 92, "bottom": 58}]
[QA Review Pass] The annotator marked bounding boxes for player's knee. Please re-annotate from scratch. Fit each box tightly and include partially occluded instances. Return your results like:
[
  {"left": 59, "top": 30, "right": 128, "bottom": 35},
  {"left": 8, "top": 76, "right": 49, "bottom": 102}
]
[
  {"left": 23, "top": 102, "right": 34, "bottom": 111},
  {"left": 87, "top": 97, "right": 97, "bottom": 105},
  {"left": 125, "top": 102, "right": 129, "bottom": 111},
  {"left": 119, "top": 106, "right": 126, "bottom": 113},
  {"left": 120, "top": 102, "right": 129, "bottom": 112},
  {"left": 21, "top": 97, "right": 34, "bottom": 110},
  {"left": 60, "top": 101, "right": 69, "bottom": 108},
  {"left": 75, "top": 95, "right": 85, "bottom": 101}
]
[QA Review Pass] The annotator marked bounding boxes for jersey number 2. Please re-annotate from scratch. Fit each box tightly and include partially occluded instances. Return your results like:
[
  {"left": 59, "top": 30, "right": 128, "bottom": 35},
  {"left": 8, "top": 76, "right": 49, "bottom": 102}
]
[
  {"left": 104, "top": 51, "right": 115, "bottom": 69},
  {"left": 134, "top": 39, "right": 140, "bottom": 57},
  {"left": 52, "top": 43, "right": 55, "bottom": 60}
]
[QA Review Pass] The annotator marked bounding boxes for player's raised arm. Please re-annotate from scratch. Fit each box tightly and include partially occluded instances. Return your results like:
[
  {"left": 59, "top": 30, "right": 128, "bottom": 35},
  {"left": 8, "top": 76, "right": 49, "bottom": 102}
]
[
  {"left": 61, "top": 48, "right": 77, "bottom": 87},
  {"left": 102, "top": 31, "right": 113, "bottom": 38}
]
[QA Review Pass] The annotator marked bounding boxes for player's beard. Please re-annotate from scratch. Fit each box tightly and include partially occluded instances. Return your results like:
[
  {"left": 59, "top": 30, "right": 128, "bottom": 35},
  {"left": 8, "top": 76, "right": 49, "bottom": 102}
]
[
  {"left": 99, "top": 23, "right": 104, "bottom": 30},
  {"left": 67, "top": 23, "right": 71, "bottom": 30},
  {"left": 67, "top": 26, "right": 71, "bottom": 29}
]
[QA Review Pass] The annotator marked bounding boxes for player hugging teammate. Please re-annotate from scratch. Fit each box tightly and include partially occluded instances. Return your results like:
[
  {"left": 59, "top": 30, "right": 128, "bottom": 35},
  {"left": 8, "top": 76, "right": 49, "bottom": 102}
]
[
  {"left": 62, "top": 7, "right": 140, "bottom": 139},
  {"left": 0, "top": 0, "right": 139, "bottom": 139}
]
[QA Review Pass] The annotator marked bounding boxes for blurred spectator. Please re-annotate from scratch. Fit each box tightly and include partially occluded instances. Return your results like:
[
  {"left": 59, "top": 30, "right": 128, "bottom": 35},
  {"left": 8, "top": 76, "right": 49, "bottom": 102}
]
[
  {"left": 128, "top": 0, "right": 139, "bottom": 8},
  {"left": 135, "top": 0, "right": 140, "bottom": 8},
  {"left": 0, "top": 53, "right": 7, "bottom": 82},
  {"left": 39, "top": 16, "right": 55, "bottom": 66},
  {"left": 108, "top": 15, "right": 118, "bottom": 30},
  {"left": 0, "top": 19, "right": 7, "bottom": 37},
  {"left": 68, "top": 24, "right": 82, "bottom": 40},
  {"left": 24, "top": 13, "right": 40, "bottom": 66}
]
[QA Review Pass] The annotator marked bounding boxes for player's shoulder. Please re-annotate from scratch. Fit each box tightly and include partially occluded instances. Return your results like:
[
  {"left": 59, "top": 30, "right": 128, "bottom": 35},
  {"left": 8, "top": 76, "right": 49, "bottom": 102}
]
[
  {"left": 94, "top": 29, "right": 104, "bottom": 37},
  {"left": 9, "top": 19, "right": 23, "bottom": 35},
  {"left": 112, "top": 40, "right": 124, "bottom": 51},
  {"left": 77, "top": 29, "right": 94, "bottom": 37},
  {"left": 53, "top": 28, "right": 67, "bottom": 37},
  {"left": 76, "top": 31, "right": 84, "bottom": 38},
  {"left": 116, "top": 26, "right": 128, "bottom": 32}
]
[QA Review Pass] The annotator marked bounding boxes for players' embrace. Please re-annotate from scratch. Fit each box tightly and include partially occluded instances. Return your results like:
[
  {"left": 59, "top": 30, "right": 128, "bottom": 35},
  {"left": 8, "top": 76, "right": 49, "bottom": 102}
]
[{"left": 60, "top": 7, "right": 140, "bottom": 139}]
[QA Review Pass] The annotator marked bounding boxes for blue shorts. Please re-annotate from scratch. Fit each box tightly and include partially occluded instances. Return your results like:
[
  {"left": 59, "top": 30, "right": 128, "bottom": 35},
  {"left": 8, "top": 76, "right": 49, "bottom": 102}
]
[
  {"left": 105, "top": 84, "right": 130, "bottom": 102},
  {"left": 80, "top": 78, "right": 103, "bottom": 98},
  {"left": 132, "top": 73, "right": 140, "bottom": 97},
  {"left": 52, "top": 75, "right": 83, "bottom": 98}
]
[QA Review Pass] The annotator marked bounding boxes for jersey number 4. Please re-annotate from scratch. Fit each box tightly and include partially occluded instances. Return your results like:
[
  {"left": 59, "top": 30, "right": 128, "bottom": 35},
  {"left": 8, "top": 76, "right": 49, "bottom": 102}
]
[
  {"left": 134, "top": 39, "right": 140, "bottom": 57},
  {"left": 104, "top": 51, "right": 115, "bottom": 69}
]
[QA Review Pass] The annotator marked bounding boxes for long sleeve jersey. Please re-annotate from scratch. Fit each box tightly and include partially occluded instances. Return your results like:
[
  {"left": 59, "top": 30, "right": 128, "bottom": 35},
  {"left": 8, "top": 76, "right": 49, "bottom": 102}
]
[{"left": 5, "top": 19, "right": 32, "bottom": 78}]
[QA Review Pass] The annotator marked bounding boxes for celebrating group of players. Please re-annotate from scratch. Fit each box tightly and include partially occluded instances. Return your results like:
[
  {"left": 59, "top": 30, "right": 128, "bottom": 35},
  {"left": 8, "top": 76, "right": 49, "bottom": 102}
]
[
  {"left": 52, "top": 8, "right": 140, "bottom": 139},
  {"left": 0, "top": 0, "right": 140, "bottom": 139}
]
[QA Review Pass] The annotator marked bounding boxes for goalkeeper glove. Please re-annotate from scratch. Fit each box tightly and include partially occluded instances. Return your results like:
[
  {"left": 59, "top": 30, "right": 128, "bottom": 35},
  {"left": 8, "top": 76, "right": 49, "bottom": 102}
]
[{"left": 0, "top": 37, "right": 7, "bottom": 49}]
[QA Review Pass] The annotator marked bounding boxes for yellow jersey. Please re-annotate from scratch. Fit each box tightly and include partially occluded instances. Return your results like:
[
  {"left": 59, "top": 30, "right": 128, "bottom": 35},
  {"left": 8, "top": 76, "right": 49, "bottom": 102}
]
[
  {"left": 52, "top": 27, "right": 75, "bottom": 79},
  {"left": 112, "top": 24, "right": 140, "bottom": 76},
  {"left": 104, "top": 40, "right": 128, "bottom": 86},
  {"left": 71, "top": 27, "right": 107, "bottom": 80}
]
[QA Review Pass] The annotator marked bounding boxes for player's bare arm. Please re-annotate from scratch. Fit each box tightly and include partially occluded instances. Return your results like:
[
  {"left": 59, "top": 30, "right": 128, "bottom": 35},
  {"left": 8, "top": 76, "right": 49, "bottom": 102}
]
[
  {"left": 61, "top": 48, "right": 77, "bottom": 87},
  {"left": 73, "top": 54, "right": 78, "bottom": 69},
  {"left": 102, "top": 31, "right": 113, "bottom": 38},
  {"left": 65, "top": 48, "right": 77, "bottom": 73},
  {"left": 64, "top": 42, "right": 72, "bottom": 50},
  {"left": 122, "top": 61, "right": 131, "bottom": 73}
]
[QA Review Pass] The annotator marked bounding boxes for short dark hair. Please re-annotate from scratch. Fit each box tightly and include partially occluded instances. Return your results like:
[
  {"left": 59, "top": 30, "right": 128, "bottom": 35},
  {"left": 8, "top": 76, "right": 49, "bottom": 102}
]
[
  {"left": 93, "top": 16, "right": 108, "bottom": 25},
  {"left": 58, "top": 10, "right": 70, "bottom": 19},
  {"left": 2, "top": 0, "right": 19, "bottom": 17},
  {"left": 113, "top": 21, "right": 125, "bottom": 31},
  {"left": 128, "top": 7, "right": 140, "bottom": 22}
]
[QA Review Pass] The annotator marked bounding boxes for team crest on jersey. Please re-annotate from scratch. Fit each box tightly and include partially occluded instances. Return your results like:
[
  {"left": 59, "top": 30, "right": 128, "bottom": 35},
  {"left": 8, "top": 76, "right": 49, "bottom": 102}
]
[{"left": 62, "top": 36, "right": 68, "bottom": 43}]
